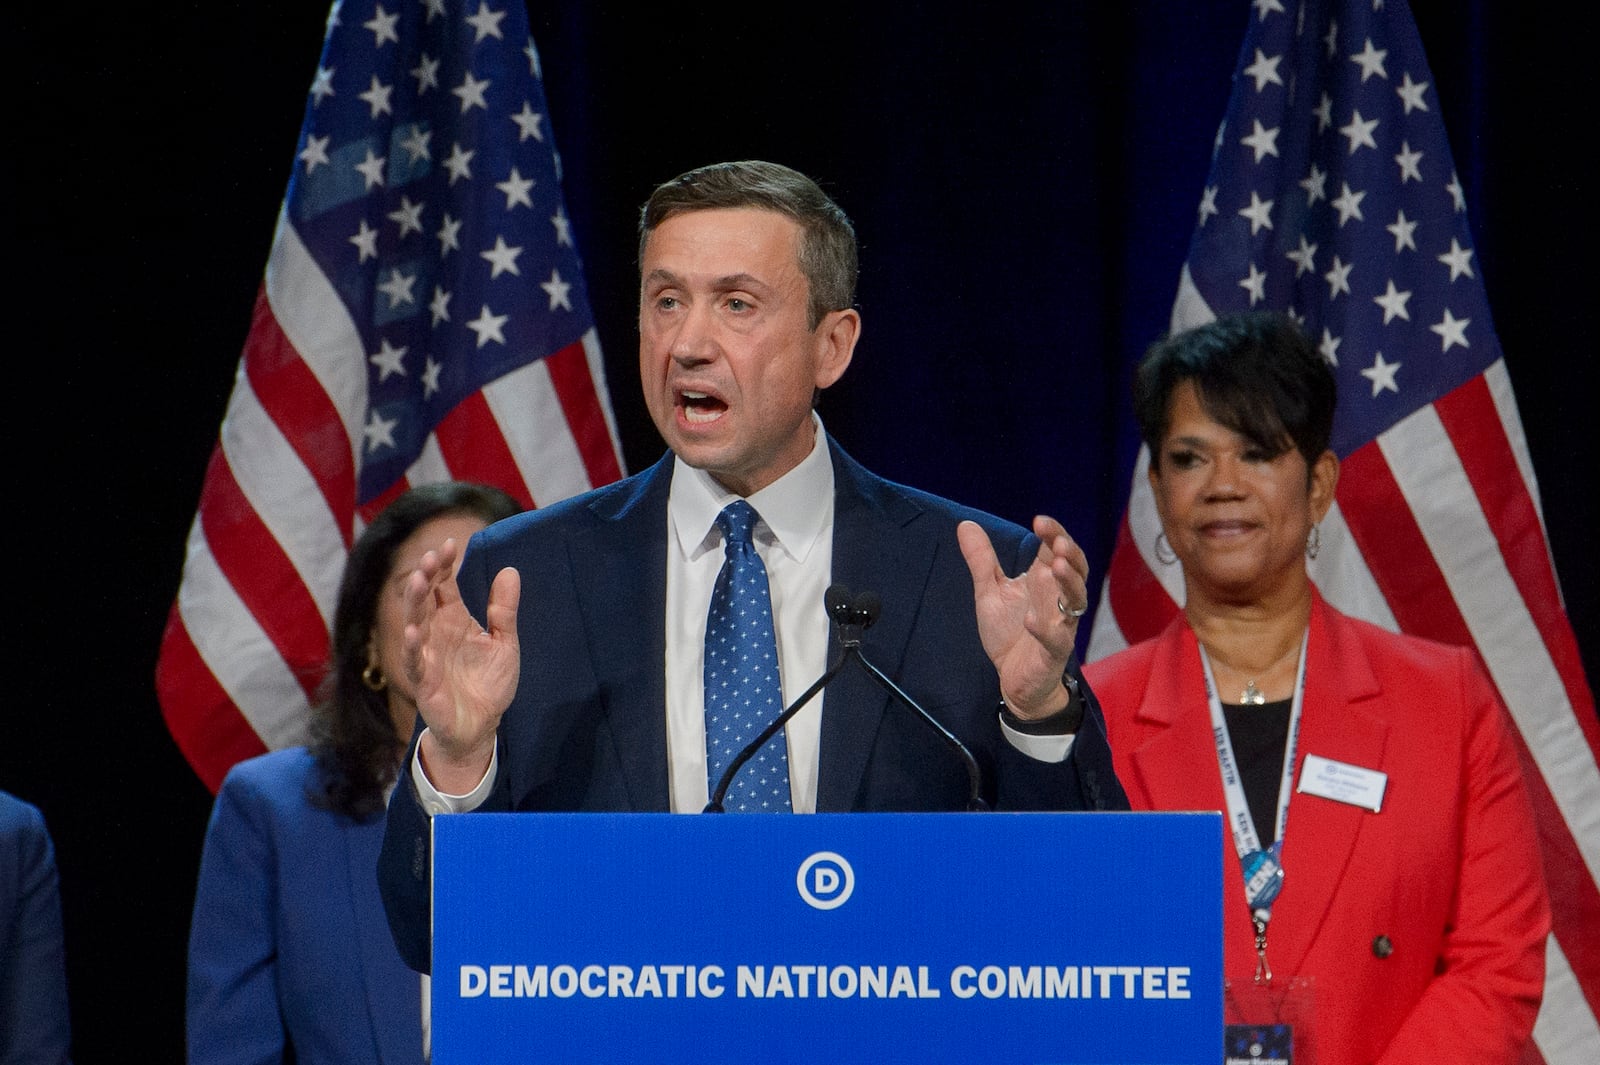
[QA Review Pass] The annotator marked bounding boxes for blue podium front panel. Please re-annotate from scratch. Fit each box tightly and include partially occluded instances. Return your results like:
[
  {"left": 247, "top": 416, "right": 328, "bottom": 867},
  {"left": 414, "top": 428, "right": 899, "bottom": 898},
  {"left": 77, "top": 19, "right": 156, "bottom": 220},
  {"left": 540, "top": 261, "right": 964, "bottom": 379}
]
[{"left": 432, "top": 811, "right": 1221, "bottom": 1064}]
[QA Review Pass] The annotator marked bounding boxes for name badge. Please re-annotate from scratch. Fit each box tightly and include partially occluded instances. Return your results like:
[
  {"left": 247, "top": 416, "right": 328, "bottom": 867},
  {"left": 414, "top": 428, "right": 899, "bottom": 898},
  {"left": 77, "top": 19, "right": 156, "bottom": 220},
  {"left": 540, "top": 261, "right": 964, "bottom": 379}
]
[{"left": 1296, "top": 754, "right": 1386, "bottom": 812}]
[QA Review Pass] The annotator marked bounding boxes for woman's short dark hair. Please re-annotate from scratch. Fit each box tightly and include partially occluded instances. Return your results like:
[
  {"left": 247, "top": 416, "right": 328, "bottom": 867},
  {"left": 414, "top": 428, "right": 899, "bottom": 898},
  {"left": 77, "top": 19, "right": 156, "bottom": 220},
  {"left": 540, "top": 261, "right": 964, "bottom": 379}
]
[
  {"left": 306, "top": 480, "right": 521, "bottom": 820},
  {"left": 638, "top": 160, "right": 858, "bottom": 330},
  {"left": 1133, "top": 311, "right": 1337, "bottom": 471}
]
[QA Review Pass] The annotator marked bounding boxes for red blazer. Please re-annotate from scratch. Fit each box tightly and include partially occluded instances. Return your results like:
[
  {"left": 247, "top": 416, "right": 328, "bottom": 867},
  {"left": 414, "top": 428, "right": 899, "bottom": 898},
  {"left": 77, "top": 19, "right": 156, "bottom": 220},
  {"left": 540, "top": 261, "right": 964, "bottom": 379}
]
[{"left": 1085, "top": 590, "right": 1548, "bottom": 1064}]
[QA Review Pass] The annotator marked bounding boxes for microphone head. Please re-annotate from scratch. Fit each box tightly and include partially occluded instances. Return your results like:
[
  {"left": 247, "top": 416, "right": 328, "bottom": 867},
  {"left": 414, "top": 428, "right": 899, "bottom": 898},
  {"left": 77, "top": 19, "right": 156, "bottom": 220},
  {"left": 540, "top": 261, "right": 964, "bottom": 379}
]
[
  {"left": 825, "top": 584, "right": 855, "bottom": 622},
  {"left": 853, "top": 590, "right": 881, "bottom": 628}
]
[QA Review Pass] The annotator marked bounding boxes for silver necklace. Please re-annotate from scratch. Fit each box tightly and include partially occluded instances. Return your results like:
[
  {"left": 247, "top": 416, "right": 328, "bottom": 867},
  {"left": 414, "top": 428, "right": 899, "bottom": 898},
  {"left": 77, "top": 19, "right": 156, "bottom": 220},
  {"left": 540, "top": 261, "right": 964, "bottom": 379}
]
[{"left": 1204, "top": 637, "right": 1304, "bottom": 706}]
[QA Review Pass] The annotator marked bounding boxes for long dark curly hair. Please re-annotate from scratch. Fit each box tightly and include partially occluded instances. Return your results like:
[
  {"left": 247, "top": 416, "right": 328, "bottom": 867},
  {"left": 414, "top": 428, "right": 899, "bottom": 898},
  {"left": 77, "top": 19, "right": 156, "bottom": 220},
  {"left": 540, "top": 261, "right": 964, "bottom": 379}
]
[{"left": 306, "top": 481, "right": 521, "bottom": 820}]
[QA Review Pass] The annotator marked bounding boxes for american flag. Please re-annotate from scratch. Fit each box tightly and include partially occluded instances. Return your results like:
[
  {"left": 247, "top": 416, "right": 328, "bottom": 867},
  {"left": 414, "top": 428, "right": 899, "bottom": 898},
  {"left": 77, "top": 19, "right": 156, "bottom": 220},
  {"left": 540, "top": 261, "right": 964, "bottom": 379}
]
[
  {"left": 156, "top": 0, "right": 625, "bottom": 793},
  {"left": 1086, "top": 1, "right": 1599, "bottom": 1059}
]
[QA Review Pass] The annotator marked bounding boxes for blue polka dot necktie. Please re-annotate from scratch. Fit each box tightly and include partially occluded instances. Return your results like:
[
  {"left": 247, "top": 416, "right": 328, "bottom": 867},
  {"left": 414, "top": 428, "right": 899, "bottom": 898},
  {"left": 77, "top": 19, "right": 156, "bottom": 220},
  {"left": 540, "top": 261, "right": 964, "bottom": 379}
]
[{"left": 704, "top": 500, "right": 791, "bottom": 812}]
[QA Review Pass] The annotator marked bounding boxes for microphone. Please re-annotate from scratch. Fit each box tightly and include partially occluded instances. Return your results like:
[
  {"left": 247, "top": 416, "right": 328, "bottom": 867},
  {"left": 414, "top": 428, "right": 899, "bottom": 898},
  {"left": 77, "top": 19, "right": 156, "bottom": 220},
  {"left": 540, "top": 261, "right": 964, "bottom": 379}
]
[
  {"left": 826, "top": 583, "right": 876, "bottom": 647},
  {"left": 704, "top": 584, "right": 990, "bottom": 813},
  {"left": 830, "top": 587, "right": 989, "bottom": 813}
]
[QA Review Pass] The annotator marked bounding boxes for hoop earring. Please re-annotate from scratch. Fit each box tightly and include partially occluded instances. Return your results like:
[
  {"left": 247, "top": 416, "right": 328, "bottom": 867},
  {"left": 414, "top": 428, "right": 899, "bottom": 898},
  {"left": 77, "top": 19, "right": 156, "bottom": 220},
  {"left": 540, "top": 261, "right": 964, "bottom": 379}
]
[
  {"left": 1155, "top": 532, "right": 1177, "bottom": 566},
  {"left": 1306, "top": 524, "right": 1321, "bottom": 560},
  {"left": 361, "top": 663, "right": 387, "bottom": 692}
]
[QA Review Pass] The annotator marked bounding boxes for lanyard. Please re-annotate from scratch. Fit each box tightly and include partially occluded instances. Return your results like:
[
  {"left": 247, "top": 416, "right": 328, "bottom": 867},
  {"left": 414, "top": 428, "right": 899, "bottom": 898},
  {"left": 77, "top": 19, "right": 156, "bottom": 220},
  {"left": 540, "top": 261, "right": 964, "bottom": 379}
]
[{"left": 1198, "top": 629, "right": 1307, "bottom": 984}]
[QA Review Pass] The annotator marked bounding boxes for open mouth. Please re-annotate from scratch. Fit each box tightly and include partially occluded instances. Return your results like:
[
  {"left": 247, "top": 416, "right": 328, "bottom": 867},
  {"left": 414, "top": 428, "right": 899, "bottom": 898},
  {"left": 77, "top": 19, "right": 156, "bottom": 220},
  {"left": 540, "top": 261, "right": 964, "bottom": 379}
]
[{"left": 680, "top": 390, "right": 728, "bottom": 424}]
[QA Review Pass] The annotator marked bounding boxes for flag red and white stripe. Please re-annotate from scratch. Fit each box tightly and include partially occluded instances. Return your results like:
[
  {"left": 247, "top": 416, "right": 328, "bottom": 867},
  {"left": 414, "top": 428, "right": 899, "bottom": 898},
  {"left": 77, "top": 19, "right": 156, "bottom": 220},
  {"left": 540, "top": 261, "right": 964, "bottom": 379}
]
[
  {"left": 156, "top": 0, "right": 624, "bottom": 793},
  {"left": 1087, "top": 3, "right": 1599, "bottom": 1059}
]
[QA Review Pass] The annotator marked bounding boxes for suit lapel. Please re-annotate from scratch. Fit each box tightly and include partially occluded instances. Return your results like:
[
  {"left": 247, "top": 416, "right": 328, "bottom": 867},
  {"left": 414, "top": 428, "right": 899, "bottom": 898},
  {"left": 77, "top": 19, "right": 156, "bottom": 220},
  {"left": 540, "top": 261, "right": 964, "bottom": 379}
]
[
  {"left": 1269, "top": 595, "right": 1389, "bottom": 976},
  {"left": 1123, "top": 621, "right": 1266, "bottom": 971},
  {"left": 816, "top": 440, "right": 939, "bottom": 811},
  {"left": 578, "top": 454, "right": 673, "bottom": 809},
  {"left": 1126, "top": 620, "right": 1233, "bottom": 816}
]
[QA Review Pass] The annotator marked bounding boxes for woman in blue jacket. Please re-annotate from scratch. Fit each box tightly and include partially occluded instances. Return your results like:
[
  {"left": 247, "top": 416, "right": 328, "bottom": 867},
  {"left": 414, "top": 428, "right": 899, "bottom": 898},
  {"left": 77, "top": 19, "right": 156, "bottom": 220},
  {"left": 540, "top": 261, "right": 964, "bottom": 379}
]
[{"left": 186, "top": 481, "right": 519, "bottom": 1065}]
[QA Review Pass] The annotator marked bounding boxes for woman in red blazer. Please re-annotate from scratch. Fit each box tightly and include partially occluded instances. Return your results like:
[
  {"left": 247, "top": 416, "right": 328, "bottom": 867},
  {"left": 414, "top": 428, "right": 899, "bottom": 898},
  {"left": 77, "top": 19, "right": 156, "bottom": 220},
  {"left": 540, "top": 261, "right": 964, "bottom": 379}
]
[{"left": 1085, "top": 312, "right": 1548, "bottom": 1064}]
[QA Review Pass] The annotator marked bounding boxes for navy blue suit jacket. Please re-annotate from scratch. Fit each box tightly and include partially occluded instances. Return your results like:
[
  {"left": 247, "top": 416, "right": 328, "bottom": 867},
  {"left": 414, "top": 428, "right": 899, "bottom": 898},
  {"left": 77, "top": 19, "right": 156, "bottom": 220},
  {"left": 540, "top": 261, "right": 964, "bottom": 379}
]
[
  {"left": 380, "top": 438, "right": 1127, "bottom": 972},
  {"left": 187, "top": 749, "right": 425, "bottom": 1065},
  {"left": 0, "top": 790, "right": 71, "bottom": 1065}
]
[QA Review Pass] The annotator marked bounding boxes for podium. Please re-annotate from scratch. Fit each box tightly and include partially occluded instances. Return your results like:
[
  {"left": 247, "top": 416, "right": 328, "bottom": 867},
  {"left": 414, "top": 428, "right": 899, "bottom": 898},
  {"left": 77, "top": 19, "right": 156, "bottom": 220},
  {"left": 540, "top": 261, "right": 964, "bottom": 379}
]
[{"left": 432, "top": 811, "right": 1222, "bottom": 1064}]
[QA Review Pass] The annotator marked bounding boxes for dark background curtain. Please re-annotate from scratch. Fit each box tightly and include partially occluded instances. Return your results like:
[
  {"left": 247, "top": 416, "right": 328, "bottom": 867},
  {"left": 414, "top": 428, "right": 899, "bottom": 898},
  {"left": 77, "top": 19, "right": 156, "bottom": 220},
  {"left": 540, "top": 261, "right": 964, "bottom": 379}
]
[{"left": 11, "top": 2, "right": 1591, "bottom": 1057}]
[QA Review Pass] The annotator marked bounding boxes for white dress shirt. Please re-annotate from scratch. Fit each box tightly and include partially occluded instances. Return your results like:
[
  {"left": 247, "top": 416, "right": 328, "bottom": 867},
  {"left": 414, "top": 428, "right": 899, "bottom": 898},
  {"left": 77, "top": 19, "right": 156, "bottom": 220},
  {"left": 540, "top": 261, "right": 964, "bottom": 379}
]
[{"left": 663, "top": 417, "right": 834, "bottom": 813}]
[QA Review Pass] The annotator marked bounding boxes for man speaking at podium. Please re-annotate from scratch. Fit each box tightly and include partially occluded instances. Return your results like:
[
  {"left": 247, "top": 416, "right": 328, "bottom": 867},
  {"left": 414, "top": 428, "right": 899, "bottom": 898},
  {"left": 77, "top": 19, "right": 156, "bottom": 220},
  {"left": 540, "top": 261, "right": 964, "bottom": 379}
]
[{"left": 379, "top": 160, "right": 1128, "bottom": 972}]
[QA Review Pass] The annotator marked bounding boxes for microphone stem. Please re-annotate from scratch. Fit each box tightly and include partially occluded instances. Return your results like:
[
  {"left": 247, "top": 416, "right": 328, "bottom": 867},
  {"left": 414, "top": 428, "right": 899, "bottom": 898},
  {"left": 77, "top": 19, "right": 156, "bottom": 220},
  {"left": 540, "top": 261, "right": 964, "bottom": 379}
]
[{"left": 849, "top": 649, "right": 990, "bottom": 813}]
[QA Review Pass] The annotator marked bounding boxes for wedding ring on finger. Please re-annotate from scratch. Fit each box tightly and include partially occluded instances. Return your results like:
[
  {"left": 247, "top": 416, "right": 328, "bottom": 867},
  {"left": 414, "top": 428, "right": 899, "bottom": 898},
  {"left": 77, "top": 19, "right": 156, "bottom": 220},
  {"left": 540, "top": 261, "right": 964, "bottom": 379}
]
[{"left": 1057, "top": 597, "right": 1087, "bottom": 619}]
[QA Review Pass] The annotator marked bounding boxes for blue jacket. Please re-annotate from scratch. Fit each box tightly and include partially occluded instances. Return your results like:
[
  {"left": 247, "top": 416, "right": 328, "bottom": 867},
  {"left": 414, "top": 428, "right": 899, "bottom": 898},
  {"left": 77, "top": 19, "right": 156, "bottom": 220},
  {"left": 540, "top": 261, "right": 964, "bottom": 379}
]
[
  {"left": 187, "top": 748, "right": 424, "bottom": 1065},
  {"left": 0, "top": 790, "right": 72, "bottom": 1065}
]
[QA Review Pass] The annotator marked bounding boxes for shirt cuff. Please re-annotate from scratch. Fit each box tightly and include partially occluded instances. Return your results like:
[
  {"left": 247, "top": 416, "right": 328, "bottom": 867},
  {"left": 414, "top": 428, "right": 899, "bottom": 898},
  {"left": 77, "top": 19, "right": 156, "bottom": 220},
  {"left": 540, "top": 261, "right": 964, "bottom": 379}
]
[
  {"left": 1000, "top": 717, "right": 1077, "bottom": 763},
  {"left": 995, "top": 666, "right": 1083, "bottom": 763},
  {"left": 409, "top": 729, "right": 498, "bottom": 815}
]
